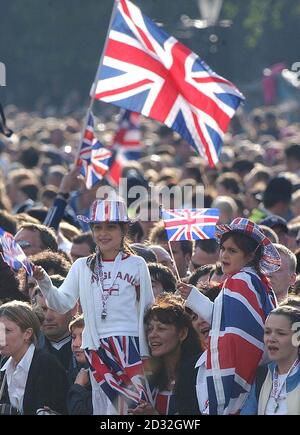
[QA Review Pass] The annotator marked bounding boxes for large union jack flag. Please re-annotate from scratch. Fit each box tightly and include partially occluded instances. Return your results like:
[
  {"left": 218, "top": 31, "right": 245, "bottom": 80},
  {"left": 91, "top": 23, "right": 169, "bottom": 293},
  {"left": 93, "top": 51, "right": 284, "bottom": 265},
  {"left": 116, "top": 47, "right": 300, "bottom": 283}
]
[
  {"left": 93, "top": 0, "right": 244, "bottom": 167},
  {"left": 77, "top": 111, "right": 113, "bottom": 188},
  {"left": 0, "top": 227, "right": 33, "bottom": 276},
  {"left": 161, "top": 208, "right": 219, "bottom": 241}
]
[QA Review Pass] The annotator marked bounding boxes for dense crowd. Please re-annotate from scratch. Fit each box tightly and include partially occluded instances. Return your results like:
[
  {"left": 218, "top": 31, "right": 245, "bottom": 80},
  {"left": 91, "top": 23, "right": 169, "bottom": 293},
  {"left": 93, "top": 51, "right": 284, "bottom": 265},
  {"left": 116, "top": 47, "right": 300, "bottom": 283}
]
[{"left": 0, "top": 102, "right": 300, "bottom": 415}]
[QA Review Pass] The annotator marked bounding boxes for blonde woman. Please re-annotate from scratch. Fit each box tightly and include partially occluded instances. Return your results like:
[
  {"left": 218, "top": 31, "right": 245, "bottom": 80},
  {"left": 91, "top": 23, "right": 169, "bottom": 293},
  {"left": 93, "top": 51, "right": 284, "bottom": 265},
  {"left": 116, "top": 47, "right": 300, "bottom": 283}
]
[{"left": 0, "top": 301, "right": 68, "bottom": 414}]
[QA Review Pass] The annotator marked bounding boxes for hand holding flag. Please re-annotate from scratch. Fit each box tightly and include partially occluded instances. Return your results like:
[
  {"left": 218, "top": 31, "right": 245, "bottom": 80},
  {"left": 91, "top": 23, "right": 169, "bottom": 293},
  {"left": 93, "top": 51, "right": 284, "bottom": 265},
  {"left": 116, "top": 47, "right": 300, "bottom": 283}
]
[
  {"left": 0, "top": 227, "right": 33, "bottom": 276},
  {"left": 161, "top": 207, "right": 219, "bottom": 281},
  {"left": 77, "top": 111, "right": 113, "bottom": 189}
]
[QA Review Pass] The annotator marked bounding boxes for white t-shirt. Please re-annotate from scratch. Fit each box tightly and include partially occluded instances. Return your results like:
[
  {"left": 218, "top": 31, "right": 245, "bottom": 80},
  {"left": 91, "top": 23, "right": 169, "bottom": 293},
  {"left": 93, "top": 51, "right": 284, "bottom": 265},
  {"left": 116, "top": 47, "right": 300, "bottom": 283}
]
[{"left": 38, "top": 254, "right": 154, "bottom": 354}]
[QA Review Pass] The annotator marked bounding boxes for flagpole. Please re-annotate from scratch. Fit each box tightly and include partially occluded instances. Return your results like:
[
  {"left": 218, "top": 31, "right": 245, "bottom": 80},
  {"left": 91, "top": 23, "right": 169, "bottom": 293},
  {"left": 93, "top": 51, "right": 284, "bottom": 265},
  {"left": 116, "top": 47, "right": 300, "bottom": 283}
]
[
  {"left": 168, "top": 240, "right": 181, "bottom": 282},
  {"left": 73, "top": 0, "right": 121, "bottom": 166}
]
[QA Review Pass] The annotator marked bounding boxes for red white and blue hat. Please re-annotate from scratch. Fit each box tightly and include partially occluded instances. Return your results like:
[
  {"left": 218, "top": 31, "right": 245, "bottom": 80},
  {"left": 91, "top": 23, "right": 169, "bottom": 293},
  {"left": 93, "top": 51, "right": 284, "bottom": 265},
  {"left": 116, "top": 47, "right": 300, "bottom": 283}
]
[
  {"left": 215, "top": 217, "right": 281, "bottom": 274},
  {"left": 77, "top": 199, "right": 130, "bottom": 224}
]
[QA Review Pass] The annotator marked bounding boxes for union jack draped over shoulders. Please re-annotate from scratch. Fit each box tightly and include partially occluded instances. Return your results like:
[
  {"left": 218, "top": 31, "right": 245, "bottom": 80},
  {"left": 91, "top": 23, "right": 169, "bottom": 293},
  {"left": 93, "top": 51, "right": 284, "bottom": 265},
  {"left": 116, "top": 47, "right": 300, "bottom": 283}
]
[
  {"left": 161, "top": 208, "right": 219, "bottom": 241},
  {"left": 206, "top": 268, "right": 276, "bottom": 415},
  {"left": 77, "top": 111, "right": 112, "bottom": 189},
  {"left": 93, "top": 0, "right": 244, "bottom": 167},
  {"left": 0, "top": 227, "right": 32, "bottom": 276}
]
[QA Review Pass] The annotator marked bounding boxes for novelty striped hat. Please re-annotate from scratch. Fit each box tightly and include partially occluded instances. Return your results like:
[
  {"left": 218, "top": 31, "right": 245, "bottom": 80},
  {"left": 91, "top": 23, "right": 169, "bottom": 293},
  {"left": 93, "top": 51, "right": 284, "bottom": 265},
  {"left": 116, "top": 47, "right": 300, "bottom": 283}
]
[
  {"left": 215, "top": 217, "right": 281, "bottom": 274},
  {"left": 77, "top": 199, "right": 130, "bottom": 224}
]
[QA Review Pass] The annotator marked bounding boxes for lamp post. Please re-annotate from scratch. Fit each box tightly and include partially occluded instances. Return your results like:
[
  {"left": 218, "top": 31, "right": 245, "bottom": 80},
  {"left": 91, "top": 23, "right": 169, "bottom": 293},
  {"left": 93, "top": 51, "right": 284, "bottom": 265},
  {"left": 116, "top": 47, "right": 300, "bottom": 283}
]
[
  {"left": 178, "top": 0, "right": 231, "bottom": 59},
  {"left": 196, "top": 0, "right": 223, "bottom": 27}
]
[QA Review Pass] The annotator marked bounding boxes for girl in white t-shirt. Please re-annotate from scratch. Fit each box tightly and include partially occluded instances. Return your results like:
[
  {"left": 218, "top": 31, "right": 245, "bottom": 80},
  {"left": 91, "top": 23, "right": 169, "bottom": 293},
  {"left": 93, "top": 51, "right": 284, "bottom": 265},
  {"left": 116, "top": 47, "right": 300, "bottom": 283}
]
[{"left": 33, "top": 199, "right": 154, "bottom": 414}]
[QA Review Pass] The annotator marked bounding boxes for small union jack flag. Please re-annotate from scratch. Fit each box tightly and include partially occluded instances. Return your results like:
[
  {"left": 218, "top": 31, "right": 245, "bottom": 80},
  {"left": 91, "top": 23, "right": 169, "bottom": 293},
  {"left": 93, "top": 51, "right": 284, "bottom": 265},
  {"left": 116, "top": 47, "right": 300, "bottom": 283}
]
[
  {"left": 77, "top": 112, "right": 95, "bottom": 164},
  {"left": 93, "top": 0, "right": 244, "bottom": 167},
  {"left": 113, "top": 109, "right": 142, "bottom": 160},
  {"left": 161, "top": 208, "right": 219, "bottom": 241},
  {"left": 77, "top": 111, "right": 113, "bottom": 188},
  {"left": 79, "top": 140, "right": 112, "bottom": 189},
  {"left": 0, "top": 227, "right": 33, "bottom": 275}
]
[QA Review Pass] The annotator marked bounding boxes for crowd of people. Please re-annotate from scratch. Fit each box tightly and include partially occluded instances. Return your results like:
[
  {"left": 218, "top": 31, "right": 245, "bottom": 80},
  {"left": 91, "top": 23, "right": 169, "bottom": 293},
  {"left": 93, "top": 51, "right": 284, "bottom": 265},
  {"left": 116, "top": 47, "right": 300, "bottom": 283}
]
[{"left": 0, "top": 102, "right": 300, "bottom": 415}]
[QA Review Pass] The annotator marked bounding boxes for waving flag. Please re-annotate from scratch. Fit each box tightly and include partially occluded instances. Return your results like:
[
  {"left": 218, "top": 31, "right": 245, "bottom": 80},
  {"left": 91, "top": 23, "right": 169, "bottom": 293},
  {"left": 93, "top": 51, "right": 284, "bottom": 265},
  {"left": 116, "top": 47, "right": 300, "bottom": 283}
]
[
  {"left": 80, "top": 140, "right": 112, "bottom": 189},
  {"left": 77, "top": 112, "right": 95, "bottom": 164},
  {"left": 77, "top": 111, "right": 113, "bottom": 188},
  {"left": 0, "top": 227, "right": 33, "bottom": 275},
  {"left": 93, "top": 0, "right": 244, "bottom": 167},
  {"left": 105, "top": 149, "right": 124, "bottom": 186},
  {"left": 113, "top": 109, "right": 142, "bottom": 160},
  {"left": 161, "top": 208, "right": 219, "bottom": 241}
]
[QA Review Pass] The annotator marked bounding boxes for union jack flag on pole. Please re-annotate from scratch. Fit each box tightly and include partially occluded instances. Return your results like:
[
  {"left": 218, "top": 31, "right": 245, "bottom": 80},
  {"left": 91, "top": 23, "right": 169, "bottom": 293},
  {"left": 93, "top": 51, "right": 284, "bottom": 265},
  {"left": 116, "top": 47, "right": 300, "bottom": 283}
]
[
  {"left": 77, "top": 112, "right": 95, "bottom": 164},
  {"left": 161, "top": 208, "right": 219, "bottom": 241},
  {"left": 80, "top": 141, "right": 113, "bottom": 189},
  {"left": 77, "top": 111, "right": 112, "bottom": 189},
  {"left": 92, "top": 0, "right": 244, "bottom": 167},
  {"left": 0, "top": 227, "right": 33, "bottom": 276}
]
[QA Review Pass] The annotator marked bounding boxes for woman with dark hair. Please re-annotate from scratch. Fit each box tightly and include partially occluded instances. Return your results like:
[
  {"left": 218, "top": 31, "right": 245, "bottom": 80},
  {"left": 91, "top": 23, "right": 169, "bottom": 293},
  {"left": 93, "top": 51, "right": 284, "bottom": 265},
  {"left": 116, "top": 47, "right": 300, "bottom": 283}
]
[
  {"left": 129, "top": 293, "right": 201, "bottom": 415},
  {"left": 0, "top": 247, "right": 29, "bottom": 303},
  {"left": 242, "top": 305, "right": 300, "bottom": 415},
  {"left": 178, "top": 218, "right": 281, "bottom": 415},
  {"left": 147, "top": 263, "right": 177, "bottom": 297},
  {"left": 187, "top": 264, "right": 215, "bottom": 287},
  {"left": 32, "top": 199, "right": 154, "bottom": 415}
]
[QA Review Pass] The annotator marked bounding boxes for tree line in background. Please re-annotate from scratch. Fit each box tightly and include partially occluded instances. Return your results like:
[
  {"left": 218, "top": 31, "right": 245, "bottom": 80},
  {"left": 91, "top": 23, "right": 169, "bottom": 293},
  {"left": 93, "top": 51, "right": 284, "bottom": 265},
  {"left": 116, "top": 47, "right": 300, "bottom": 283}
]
[{"left": 1, "top": 0, "right": 300, "bottom": 110}]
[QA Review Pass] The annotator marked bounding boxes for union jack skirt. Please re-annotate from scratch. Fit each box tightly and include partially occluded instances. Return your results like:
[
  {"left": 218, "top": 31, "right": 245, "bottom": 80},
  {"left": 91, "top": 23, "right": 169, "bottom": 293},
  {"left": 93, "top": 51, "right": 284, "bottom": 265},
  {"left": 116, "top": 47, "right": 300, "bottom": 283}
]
[{"left": 85, "top": 336, "right": 152, "bottom": 412}]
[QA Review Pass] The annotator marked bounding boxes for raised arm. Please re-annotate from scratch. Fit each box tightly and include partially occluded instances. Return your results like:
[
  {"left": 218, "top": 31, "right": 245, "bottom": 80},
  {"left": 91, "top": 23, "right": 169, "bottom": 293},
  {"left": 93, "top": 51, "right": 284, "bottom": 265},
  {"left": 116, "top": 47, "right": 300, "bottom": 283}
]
[
  {"left": 177, "top": 282, "right": 213, "bottom": 324},
  {"left": 32, "top": 262, "right": 80, "bottom": 313}
]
